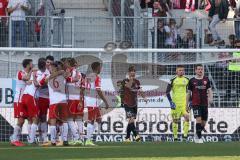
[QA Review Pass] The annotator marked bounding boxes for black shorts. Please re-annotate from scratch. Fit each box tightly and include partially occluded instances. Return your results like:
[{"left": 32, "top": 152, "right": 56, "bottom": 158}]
[
  {"left": 124, "top": 104, "right": 137, "bottom": 119},
  {"left": 192, "top": 105, "right": 208, "bottom": 121}
]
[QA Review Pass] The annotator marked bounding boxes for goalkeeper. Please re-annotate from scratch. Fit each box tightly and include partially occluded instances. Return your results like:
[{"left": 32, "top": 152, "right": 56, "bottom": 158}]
[{"left": 166, "top": 65, "right": 190, "bottom": 141}]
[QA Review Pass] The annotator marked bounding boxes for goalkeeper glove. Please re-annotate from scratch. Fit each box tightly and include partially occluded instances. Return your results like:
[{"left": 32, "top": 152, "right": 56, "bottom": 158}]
[
  {"left": 170, "top": 101, "right": 176, "bottom": 110},
  {"left": 187, "top": 101, "right": 192, "bottom": 113}
]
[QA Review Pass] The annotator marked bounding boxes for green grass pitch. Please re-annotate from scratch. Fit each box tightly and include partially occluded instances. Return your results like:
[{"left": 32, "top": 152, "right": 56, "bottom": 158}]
[{"left": 0, "top": 142, "right": 239, "bottom": 160}]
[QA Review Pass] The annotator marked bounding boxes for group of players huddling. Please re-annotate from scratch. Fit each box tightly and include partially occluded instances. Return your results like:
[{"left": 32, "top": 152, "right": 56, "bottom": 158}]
[
  {"left": 11, "top": 56, "right": 110, "bottom": 146},
  {"left": 10, "top": 56, "right": 213, "bottom": 146}
]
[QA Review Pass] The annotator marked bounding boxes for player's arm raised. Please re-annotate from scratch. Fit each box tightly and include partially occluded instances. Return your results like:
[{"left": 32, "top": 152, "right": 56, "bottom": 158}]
[
  {"left": 67, "top": 70, "right": 81, "bottom": 83},
  {"left": 21, "top": 69, "right": 33, "bottom": 81},
  {"left": 125, "top": 77, "right": 134, "bottom": 89},
  {"left": 46, "top": 70, "right": 65, "bottom": 83}
]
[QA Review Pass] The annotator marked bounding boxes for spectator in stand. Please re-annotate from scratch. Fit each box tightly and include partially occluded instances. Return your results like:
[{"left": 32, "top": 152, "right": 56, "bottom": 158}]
[
  {"left": 204, "top": 29, "right": 214, "bottom": 45},
  {"left": 185, "top": 0, "right": 196, "bottom": 12},
  {"left": 0, "top": 0, "right": 8, "bottom": 47},
  {"left": 208, "top": 0, "right": 229, "bottom": 46},
  {"left": 153, "top": 1, "right": 167, "bottom": 17},
  {"left": 172, "top": 0, "right": 181, "bottom": 9},
  {"left": 140, "top": 0, "right": 172, "bottom": 17},
  {"left": 152, "top": 18, "right": 167, "bottom": 48},
  {"left": 140, "top": 0, "right": 154, "bottom": 9},
  {"left": 181, "top": 29, "right": 196, "bottom": 48},
  {"left": 234, "top": 0, "right": 240, "bottom": 40},
  {"left": 35, "top": 0, "right": 44, "bottom": 43},
  {"left": 226, "top": 34, "right": 240, "bottom": 48},
  {"left": 164, "top": 18, "right": 183, "bottom": 48},
  {"left": 7, "top": 0, "right": 31, "bottom": 47}
]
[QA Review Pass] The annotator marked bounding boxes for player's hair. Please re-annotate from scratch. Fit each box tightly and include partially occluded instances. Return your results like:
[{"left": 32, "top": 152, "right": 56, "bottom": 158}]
[
  {"left": 51, "top": 61, "right": 63, "bottom": 68},
  {"left": 176, "top": 65, "right": 184, "bottom": 69},
  {"left": 128, "top": 65, "right": 136, "bottom": 72},
  {"left": 46, "top": 55, "right": 54, "bottom": 61},
  {"left": 38, "top": 58, "right": 46, "bottom": 70},
  {"left": 22, "top": 59, "right": 33, "bottom": 68},
  {"left": 195, "top": 64, "right": 203, "bottom": 69},
  {"left": 63, "top": 57, "right": 72, "bottom": 66},
  {"left": 68, "top": 58, "right": 77, "bottom": 67},
  {"left": 60, "top": 57, "right": 67, "bottom": 63},
  {"left": 91, "top": 62, "right": 101, "bottom": 71}
]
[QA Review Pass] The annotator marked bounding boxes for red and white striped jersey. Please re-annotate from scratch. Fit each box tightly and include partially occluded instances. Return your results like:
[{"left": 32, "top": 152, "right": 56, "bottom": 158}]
[
  {"left": 36, "top": 69, "right": 50, "bottom": 99},
  {"left": 66, "top": 68, "right": 84, "bottom": 100},
  {"left": 84, "top": 73, "right": 102, "bottom": 107},
  {"left": 14, "top": 70, "right": 27, "bottom": 103},
  {"left": 23, "top": 72, "right": 37, "bottom": 97},
  {"left": 48, "top": 75, "right": 67, "bottom": 105}
]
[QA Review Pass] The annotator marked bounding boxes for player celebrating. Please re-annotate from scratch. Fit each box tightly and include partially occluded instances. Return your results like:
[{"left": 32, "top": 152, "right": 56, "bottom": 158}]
[
  {"left": 119, "top": 66, "right": 147, "bottom": 142},
  {"left": 46, "top": 55, "right": 54, "bottom": 71},
  {"left": 85, "top": 62, "right": 110, "bottom": 146},
  {"left": 186, "top": 64, "right": 213, "bottom": 143},
  {"left": 10, "top": 59, "right": 33, "bottom": 146},
  {"left": 42, "top": 61, "right": 69, "bottom": 146},
  {"left": 36, "top": 58, "right": 50, "bottom": 143},
  {"left": 20, "top": 59, "right": 40, "bottom": 145},
  {"left": 166, "top": 65, "right": 190, "bottom": 141},
  {"left": 66, "top": 58, "right": 84, "bottom": 145}
]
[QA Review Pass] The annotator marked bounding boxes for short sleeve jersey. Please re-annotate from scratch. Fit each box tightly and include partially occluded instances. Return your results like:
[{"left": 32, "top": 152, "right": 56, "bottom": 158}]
[
  {"left": 188, "top": 76, "right": 211, "bottom": 106},
  {"left": 14, "top": 70, "right": 27, "bottom": 103},
  {"left": 120, "top": 78, "right": 141, "bottom": 107},
  {"left": 84, "top": 73, "right": 101, "bottom": 107}
]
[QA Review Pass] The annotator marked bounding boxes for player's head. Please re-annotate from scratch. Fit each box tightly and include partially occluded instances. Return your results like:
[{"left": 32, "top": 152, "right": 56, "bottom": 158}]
[
  {"left": 50, "top": 61, "right": 63, "bottom": 73},
  {"left": 60, "top": 57, "right": 67, "bottom": 63},
  {"left": 22, "top": 59, "right": 33, "bottom": 71},
  {"left": 38, "top": 58, "right": 46, "bottom": 71},
  {"left": 128, "top": 65, "right": 136, "bottom": 78},
  {"left": 63, "top": 57, "right": 72, "bottom": 69},
  {"left": 195, "top": 64, "right": 204, "bottom": 77},
  {"left": 68, "top": 58, "right": 77, "bottom": 68},
  {"left": 91, "top": 62, "right": 101, "bottom": 74},
  {"left": 50, "top": 62, "right": 57, "bottom": 73},
  {"left": 176, "top": 65, "right": 185, "bottom": 77},
  {"left": 56, "top": 61, "right": 64, "bottom": 71},
  {"left": 46, "top": 55, "right": 54, "bottom": 69}
]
